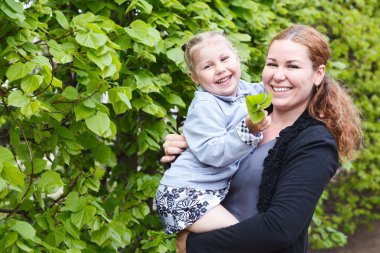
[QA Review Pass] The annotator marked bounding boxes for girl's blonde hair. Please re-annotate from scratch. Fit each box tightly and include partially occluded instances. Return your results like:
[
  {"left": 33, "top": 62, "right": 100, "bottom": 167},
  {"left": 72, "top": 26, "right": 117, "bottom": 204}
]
[
  {"left": 183, "top": 31, "right": 237, "bottom": 73},
  {"left": 270, "top": 25, "right": 363, "bottom": 161}
]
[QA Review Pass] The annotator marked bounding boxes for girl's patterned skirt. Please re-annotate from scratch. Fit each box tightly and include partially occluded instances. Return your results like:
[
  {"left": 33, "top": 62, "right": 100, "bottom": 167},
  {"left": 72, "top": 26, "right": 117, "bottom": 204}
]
[{"left": 153, "top": 184, "right": 229, "bottom": 234}]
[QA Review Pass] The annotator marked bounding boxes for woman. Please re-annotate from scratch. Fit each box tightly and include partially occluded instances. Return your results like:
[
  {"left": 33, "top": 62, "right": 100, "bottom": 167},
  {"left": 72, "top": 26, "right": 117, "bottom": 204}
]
[{"left": 162, "top": 24, "right": 362, "bottom": 253}]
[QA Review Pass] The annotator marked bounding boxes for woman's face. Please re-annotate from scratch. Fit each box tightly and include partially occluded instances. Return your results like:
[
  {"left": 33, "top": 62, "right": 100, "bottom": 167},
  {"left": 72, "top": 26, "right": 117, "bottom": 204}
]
[{"left": 262, "top": 39, "right": 325, "bottom": 115}]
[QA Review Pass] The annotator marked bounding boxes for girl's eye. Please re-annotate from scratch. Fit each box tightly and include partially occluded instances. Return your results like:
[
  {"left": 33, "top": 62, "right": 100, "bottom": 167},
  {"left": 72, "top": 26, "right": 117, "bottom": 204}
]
[
  {"left": 203, "top": 65, "right": 211, "bottom": 70},
  {"left": 221, "top": 56, "right": 229, "bottom": 62}
]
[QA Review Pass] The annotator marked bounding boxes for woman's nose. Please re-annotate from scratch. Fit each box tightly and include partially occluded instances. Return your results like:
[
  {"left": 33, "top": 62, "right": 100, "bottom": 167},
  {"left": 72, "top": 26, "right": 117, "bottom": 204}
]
[{"left": 273, "top": 67, "right": 286, "bottom": 81}]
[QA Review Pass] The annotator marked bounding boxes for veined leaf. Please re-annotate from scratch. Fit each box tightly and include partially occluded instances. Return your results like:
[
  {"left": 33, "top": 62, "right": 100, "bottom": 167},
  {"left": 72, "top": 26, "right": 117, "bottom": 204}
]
[
  {"left": 54, "top": 10, "right": 69, "bottom": 29},
  {"left": 166, "top": 47, "right": 185, "bottom": 65},
  {"left": 75, "top": 31, "right": 108, "bottom": 49},
  {"left": 8, "top": 219, "right": 36, "bottom": 240},
  {"left": 125, "top": 20, "right": 160, "bottom": 47},
  {"left": 6, "top": 62, "right": 34, "bottom": 82},
  {"left": 62, "top": 86, "right": 79, "bottom": 100},
  {"left": 21, "top": 75, "right": 43, "bottom": 94},
  {"left": 85, "top": 111, "right": 111, "bottom": 137},
  {"left": 21, "top": 100, "right": 41, "bottom": 118},
  {"left": 74, "top": 103, "right": 96, "bottom": 121},
  {"left": 7, "top": 90, "right": 30, "bottom": 107},
  {"left": 71, "top": 205, "right": 97, "bottom": 230},
  {"left": 0, "top": 146, "right": 14, "bottom": 166},
  {"left": 37, "top": 170, "right": 63, "bottom": 194},
  {"left": 91, "top": 225, "right": 111, "bottom": 246},
  {"left": 246, "top": 92, "right": 272, "bottom": 123},
  {"left": 3, "top": 162, "right": 25, "bottom": 190},
  {"left": 63, "top": 192, "right": 86, "bottom": 212},
  {"left": 87, "top": 50, "right": 112, "bottom": 70}
]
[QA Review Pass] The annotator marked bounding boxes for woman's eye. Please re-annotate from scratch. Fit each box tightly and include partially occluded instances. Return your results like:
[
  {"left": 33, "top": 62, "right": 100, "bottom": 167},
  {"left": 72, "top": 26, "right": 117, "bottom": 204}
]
[
  {"left": 266, "top": 62, "right": 277, "bottom": 67},
  {"left": 221, "top": 56, "right": 229, "bottom": 62},
  {"left": 288, "top": 64, "right": 299, "bottom": 69}
]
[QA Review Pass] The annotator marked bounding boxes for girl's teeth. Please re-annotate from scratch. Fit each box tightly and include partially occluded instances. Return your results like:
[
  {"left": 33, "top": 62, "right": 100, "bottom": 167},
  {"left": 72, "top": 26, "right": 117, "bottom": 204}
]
[{"left": 216, "top": 76, "right": 230, "bottom": 83}]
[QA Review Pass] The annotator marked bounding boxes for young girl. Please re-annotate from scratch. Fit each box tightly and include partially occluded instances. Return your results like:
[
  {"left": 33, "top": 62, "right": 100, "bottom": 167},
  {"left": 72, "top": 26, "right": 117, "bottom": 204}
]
[{"left": 153, "top": 32, "right": 271, "bottom": 234}]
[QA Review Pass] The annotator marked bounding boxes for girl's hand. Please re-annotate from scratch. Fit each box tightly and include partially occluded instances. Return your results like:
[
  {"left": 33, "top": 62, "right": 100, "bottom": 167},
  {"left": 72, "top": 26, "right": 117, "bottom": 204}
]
[
  {"left": 176, "top": 230, "right": 190, "bottom": 253},
  {"left": 245, "top": 110, "right": 271, "bottom": 134},
  {"left": 161, "top": 133, "right": 188, "bottom": 163}
]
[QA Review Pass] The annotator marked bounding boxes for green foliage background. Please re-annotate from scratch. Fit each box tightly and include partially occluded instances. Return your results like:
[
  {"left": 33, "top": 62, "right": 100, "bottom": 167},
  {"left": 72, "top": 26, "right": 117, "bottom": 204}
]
[{"left": 0, "top": 0, "right": 379, "bottom": 252}]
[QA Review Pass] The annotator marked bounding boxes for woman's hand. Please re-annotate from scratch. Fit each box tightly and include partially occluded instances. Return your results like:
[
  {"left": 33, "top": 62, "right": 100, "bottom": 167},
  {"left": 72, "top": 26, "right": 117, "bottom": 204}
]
[
  {"left": 161, "top": 133, "right": 188, "bottom": 163},
  {"left": 176, "top": 230, "right": 190, "bottom": 253}
]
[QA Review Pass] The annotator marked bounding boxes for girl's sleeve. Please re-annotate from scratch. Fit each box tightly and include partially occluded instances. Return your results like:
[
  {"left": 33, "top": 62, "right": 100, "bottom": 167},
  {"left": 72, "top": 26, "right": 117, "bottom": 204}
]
[
  {"left": 186, "top": 127, "right": 338, "bottom": 253},
  {"left": 184, "top": 98, "right": 260, "bottom": 168}
]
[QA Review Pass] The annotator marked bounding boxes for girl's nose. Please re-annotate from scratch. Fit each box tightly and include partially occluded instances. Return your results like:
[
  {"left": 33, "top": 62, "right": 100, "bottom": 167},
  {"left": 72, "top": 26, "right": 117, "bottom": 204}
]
[{"left": 215, "top": 63, "right": 226, "bottom": 74}]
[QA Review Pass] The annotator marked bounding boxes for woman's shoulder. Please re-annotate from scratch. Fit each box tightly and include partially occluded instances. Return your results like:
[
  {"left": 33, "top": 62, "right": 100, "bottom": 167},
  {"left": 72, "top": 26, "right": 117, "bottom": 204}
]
[{"left": 298, "top": 124, "right": 336, "bottom": 143}]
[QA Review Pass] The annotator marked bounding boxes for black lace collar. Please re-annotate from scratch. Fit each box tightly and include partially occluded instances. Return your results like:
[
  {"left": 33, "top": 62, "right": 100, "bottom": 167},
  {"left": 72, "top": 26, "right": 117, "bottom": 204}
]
[{"left": 257, "top": 111, "right": 324, "bottom": 212}]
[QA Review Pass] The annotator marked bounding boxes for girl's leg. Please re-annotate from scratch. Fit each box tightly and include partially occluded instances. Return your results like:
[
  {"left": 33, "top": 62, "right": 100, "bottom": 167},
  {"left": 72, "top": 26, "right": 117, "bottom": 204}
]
[{"left": 187, "top": 204, "right": 238, "bottom": 233}]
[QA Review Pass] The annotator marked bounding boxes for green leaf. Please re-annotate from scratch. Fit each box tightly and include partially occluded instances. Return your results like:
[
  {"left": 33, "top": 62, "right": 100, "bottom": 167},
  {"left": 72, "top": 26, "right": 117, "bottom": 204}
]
[
  {"left": 74, "top": 103, "right": 96, "bottom": 121},
  {"left": 166, "top": 47, "right": 185, "bottom": 65},
  {"left": 71, "top": 205, "right": 97, "bottom": 230},
  {"left": 45, "top": 226, "right": 65, "bottom": 247},
  {"left": 87, "top": 50, "right": 112, "bottom": 70},
  {"left": 21, "top": 75, "right": 43, "bottom": 94},
  {"left": 62, "top": 86, "right": 79, "bottom": 100},
  {"left": 63, "top": 219, "right": 80, "bottom": 240},
  {"left": 91, "top": 225, "right": 111, "bottom": 246},
  {"left": 3, "top": 162, "right": 25, "bottom": 190},
  {"left": 5, "top": 0, "right": 24, "bottom": 14},
  {"left": 134, "top": 69, "right": 160, "bottom": 93},
  {"left": 132, "top": 203, "right": 150, "bottom": 219},
  {"left": 85, "top": 175, "right": 100, "bottom": 192},
  {"left": 75, "top": 31, "right": 108, "bottom": 49},
  {"left": 37, "top": 170, "right": 63, "bottom": 194},
  {"left": 166, "top": 93, "right": 186, "bottom": 107},
  {"left": 142, "top": 102, "right": 166, "bottom": 117},
  {"left": 108, "top": 87, "right": 132, "bottom": 114},
  {"left": 0, "top": 146, "right": 14, "bottom": 166},
  {"left": 54, "top": 10, "right": 70, "bottom": 29},
  {"left": 25, "top": 157, "right": 47, "bottom": 174},
  {"left": 245, "top": 92, "right": 272, "bottom": 123},
  {"left": 63, "top": 192, "right": 86, "bottom": 212},
  {"left": 125, "top": 20, "right": 160, "bottom": 47},
  {"left": 92, "top": 144, "right": 112, "bottom": 164},
  {"left": 126, "top": 0, "right": 153, "bottom": 14},
  {"left": 16, "top": 240, "right": 33, "bottom": 252},
  {"left": 8, "top": 219, "right": 36, "bottom": 240},
  {"left": 6, "top": 62, "right": 35, "bottom": 83},
  {"left": 3, "top": 231, "right": 18, "bottom": 248},
  {"left": 7, "top": 90, "right": 30, "bottom": 107},
  {"left": 85, "top": 111, "right": 111, "bottom": 137},
  {"left": 0, "top": 178, "right": 7, "bottom": 192},
  {"left": 51, "top": 77, "right": 63, "bottom": 88},
  {"left": 21, "top": 100, "right": 41, "bottom": 118}
]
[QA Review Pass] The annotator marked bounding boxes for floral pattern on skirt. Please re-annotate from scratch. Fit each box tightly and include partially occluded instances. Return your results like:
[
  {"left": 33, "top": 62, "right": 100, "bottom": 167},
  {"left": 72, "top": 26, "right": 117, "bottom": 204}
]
[{"left": 153, "top": 184, "right": 229, "bottom": 234}]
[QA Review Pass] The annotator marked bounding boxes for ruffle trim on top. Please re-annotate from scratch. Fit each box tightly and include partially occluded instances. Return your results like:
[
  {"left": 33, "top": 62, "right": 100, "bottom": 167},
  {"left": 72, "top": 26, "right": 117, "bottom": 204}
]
[{"left": 257, "top": 111, "right": 324, "bottom": 212}]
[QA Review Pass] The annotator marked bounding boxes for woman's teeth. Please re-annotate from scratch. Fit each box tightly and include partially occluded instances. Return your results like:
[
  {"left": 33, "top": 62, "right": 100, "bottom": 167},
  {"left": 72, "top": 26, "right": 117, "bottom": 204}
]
[{"left": 273, "top": 87, "right": 292, "bottom": 92}]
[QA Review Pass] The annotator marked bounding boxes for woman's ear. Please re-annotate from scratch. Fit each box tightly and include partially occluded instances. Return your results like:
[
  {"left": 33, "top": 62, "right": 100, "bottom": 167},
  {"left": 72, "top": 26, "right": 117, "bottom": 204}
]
[{"left": 315, "top": 64, "right": 326, "bottom": 85}]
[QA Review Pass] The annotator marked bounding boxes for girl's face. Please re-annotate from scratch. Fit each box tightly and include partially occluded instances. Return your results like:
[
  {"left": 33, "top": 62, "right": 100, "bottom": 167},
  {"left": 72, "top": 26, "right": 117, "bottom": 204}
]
[
  {"left": 262, "top": 39, "right": 325, "bottom": 115},
  {"left": 190, "top": 38, "right": 241, "bottom": 97}
]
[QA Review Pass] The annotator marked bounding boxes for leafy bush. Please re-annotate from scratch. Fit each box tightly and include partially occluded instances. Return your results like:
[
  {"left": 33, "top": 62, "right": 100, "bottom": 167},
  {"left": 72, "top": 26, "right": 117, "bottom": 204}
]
[{"left": 0, "top": 0, "right": 378, "bottom": 252}]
